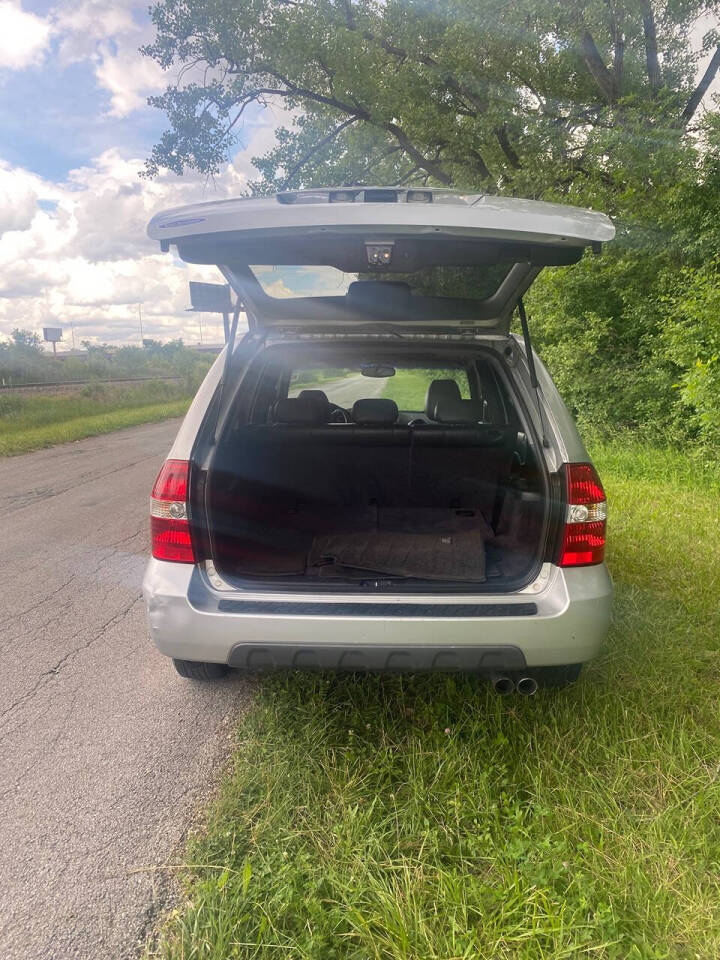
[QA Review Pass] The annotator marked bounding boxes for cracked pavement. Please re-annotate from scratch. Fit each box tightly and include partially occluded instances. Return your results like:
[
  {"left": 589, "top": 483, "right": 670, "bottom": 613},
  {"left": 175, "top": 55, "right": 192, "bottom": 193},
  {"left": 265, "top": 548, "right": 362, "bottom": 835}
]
[{"left": 0, "top": 420, "right": 251, "bottom": 959}]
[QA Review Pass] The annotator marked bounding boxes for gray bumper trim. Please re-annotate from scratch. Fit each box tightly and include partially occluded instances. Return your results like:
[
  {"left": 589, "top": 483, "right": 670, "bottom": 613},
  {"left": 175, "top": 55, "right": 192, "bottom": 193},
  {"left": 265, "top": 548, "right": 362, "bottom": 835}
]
[
  {"left": 217, "top": 599, "right": 537, "bottom": 617},
  {"left": 227, "top": 643, "right": 526, "bottom": 672}
]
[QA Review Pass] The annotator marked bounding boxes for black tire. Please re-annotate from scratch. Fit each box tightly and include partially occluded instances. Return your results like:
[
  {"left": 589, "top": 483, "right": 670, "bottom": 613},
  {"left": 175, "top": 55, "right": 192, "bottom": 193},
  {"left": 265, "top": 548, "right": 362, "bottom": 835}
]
[
  {"left": 533, "top": 664, "right": 583, "bottom": 688},
  {"left": 172, "top": 658, "right": 230, "bottom": 681}
]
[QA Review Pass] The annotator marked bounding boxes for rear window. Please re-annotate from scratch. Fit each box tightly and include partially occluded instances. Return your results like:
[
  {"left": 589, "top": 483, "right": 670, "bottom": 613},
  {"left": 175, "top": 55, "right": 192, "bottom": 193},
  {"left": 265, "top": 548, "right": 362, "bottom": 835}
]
[
  {"left": 289, "top": 365, "right": 470, "bottom": 412},
  {"left": 251, "top": 264, "right": 510, "bottom": 301}
]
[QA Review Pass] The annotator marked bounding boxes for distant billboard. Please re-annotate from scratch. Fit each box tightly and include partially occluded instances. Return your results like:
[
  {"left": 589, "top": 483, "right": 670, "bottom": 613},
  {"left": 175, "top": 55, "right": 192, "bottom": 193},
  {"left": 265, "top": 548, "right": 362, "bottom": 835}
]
[
  {"left": 42, "top": 327, "right": 63, "bottom": 342},
  {"left": 188, "top": 282, "right": 232, "bottom": 314}
]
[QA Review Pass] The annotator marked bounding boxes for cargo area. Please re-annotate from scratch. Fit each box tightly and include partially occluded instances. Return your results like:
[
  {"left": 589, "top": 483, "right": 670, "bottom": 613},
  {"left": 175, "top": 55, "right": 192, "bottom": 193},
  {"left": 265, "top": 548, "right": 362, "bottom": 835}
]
[{"left": 203, "top": 344, "right": 550, "bottom": 590}]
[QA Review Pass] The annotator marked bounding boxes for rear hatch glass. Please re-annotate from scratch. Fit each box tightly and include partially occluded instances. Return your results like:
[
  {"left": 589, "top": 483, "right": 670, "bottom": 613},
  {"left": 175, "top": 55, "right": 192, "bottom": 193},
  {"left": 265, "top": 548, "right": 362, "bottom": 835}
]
[{"left": 251, "top": 263, "right": 510, "bottom": 301}]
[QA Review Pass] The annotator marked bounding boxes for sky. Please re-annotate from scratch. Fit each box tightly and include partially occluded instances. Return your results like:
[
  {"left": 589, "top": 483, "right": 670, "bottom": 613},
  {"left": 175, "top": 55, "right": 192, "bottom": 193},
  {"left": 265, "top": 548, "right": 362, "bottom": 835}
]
[
  {"left": 1, "top": 3, "right": 718, "bottom": 350},
  {"left": 0, "top": 0, "right": 286, "bottom": 349}
]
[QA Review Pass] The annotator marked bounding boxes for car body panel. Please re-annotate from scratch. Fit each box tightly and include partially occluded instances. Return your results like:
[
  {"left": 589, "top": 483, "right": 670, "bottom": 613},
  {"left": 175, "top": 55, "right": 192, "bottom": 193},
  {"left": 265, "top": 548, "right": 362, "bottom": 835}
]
[
  {"left": 147, "top": 189, "right": 614, "bottom": 334},
  {"left": 143, "top": 558, "right": 612, "bottom": 669},
  {"left": 148, "top": 189, "right": 615, "bottom": 249},
  {"left": 143, "top": 188, "right": 614, "bottom": 673}
]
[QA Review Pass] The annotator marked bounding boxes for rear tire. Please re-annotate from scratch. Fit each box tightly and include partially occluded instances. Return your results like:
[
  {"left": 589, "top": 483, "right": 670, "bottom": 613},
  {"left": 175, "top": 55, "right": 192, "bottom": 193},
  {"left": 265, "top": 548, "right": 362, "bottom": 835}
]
[
  {"left": 172, "top": 658, "right": 229, "bottom": 681},
  {"left": 533, "top": 664, "right": 583, "bottom": 688}
]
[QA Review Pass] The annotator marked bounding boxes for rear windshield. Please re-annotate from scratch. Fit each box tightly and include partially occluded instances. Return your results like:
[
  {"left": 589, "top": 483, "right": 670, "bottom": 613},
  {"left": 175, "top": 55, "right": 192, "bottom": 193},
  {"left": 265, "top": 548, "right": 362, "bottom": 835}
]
[
  {"left": 289, "top": 365, "right": 470, "bottom": 411},
  {"left": 250, "top": 264, "right": 510, "bottom": 301}
]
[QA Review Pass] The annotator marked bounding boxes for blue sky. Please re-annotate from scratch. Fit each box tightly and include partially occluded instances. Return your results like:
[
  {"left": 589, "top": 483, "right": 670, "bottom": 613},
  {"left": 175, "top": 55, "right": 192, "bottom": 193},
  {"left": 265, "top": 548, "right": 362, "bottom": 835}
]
[{"left": 0, "top": 0, "right": 275, "bottom": 346}]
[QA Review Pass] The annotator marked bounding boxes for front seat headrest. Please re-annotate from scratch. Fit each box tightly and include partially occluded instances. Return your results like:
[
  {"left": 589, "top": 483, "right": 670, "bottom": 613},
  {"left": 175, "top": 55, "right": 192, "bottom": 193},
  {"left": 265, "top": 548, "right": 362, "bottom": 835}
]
[
  {"left": 433, "top": 398, "right": 485, "bottom": 424},
  {"left": 352, "top": 398, "right": 399, "bottom": 425},
  {"left": 297, "top": 389, "right": 330, "bottom": 406},
  {"left": 425, "top": 379, "right": 462, "bottom": 420},
  {"left": 272, "top": 397, "right": 327, "bottom": 425}
]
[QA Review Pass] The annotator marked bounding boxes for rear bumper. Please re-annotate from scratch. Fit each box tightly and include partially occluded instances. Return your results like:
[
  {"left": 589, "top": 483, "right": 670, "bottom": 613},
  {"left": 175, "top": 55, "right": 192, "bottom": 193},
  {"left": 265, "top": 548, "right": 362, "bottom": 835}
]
[{"left": 142, "top": 560, "right": 613, "bottom": 670}]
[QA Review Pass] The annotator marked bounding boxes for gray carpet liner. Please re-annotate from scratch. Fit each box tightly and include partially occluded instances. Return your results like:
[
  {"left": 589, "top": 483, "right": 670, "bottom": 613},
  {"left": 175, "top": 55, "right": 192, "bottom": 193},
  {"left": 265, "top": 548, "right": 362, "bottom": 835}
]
[{"left": 309, "top": 529, "right": 486, "bottom": 581}]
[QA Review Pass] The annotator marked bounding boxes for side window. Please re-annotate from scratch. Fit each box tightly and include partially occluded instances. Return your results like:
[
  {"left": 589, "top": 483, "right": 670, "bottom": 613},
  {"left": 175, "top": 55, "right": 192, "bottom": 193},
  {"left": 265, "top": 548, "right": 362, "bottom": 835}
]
[{"left": 482, "top": 363, "right": 520, "bottom": 427}]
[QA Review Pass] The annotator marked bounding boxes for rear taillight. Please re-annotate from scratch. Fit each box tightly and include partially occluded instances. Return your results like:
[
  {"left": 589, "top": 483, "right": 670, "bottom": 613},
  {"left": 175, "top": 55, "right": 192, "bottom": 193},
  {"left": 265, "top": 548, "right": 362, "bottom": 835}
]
[
  {"left": 558, "top": 463, "right": 607, "bottom": 567},
  {"left": 150, "top": 459, "right": 196, "bottom": 563}
]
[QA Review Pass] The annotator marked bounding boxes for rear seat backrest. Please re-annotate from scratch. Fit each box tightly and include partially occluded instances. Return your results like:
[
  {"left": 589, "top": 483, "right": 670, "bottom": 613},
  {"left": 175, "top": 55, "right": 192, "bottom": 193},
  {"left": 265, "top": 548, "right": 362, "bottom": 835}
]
[
  {"left": 224, "top": 387, "right": 515, "bottom": 518},
  {"left": 410, "top": 390, "right": 516, "bottom": 513}
]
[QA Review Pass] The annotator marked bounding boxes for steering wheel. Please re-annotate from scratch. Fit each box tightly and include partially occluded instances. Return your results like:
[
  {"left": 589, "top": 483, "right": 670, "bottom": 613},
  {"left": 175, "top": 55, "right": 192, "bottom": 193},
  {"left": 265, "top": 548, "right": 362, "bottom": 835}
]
[{"left": 328, "top": 403, "right": 351, "bottom": 423}]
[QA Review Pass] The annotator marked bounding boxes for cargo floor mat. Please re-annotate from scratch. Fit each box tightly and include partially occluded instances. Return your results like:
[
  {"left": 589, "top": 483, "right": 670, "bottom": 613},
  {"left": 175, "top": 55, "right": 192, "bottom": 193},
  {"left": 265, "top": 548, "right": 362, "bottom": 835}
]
[{"left": 309, "top": 529, "right": 486, "bottom": 581}]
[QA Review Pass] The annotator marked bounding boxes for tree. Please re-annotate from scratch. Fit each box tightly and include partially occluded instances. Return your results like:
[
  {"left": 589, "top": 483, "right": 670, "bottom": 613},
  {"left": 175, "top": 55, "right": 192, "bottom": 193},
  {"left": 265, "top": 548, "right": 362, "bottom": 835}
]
[
  {"left": 141, "top": 1, "right": 720, "bottom": 446},
  {"left": 8, "top": 329, "right": 44, "bottom": 352},
  {"left": 142, "top": 0, "right": 720, "bottom": 204}
]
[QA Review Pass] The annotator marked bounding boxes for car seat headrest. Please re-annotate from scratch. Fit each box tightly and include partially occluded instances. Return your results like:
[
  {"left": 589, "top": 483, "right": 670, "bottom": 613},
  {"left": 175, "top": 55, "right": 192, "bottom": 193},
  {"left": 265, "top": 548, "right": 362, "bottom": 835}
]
[
  {"left": 425, "top": 379, "right": 462, "bottom": 420},
  {"left": 433, "top": 398, "right": 485, "bottom": 424},
  {"left": 272, "top": 397, "right": 327, "bottom": 425},
  {"left": 352, "top": 398, "right": 399, "bottom": 425},
  {"left": 297, "top": 389, "right": 330, "bottom": 406}
]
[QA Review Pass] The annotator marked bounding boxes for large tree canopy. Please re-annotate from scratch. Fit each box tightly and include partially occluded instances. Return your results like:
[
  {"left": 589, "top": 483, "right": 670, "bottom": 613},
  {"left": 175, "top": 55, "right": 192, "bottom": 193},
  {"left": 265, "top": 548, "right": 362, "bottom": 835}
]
[
  {"left": 142, "top": 1, "right": 720, "bottom": 446},
  {"left": 143, "top": 0, "right": 720, "bottom": 203}
]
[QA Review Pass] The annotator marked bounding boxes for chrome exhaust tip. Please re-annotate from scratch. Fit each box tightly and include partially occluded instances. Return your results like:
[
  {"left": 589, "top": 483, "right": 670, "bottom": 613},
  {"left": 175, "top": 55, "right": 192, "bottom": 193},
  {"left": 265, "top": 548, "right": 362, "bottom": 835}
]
[
  {"left": 516, "top": 676, "right": 538, "bottom": 696},
  {"left": 490, "top": 673, "right": 515, "bottom": 695}
]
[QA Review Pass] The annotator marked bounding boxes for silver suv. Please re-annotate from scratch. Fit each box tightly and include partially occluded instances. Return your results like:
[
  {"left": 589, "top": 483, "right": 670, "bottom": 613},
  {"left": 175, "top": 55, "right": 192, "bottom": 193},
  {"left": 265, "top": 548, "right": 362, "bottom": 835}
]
[{"left": 142, "top": 187, "right": 613, "bottom": 694}]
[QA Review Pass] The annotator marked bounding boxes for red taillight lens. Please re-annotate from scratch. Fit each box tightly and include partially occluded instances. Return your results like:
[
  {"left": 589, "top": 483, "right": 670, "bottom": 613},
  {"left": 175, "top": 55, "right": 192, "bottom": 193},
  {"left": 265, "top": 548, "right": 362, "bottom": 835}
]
[
  {"left": 564, "top": 463, "right": 605, "bottom": 505},
  {"left": 558, "top": 463, "right": 607, "bottom": 567},
  {"left": 150, "top": 459, "right": 195, "bottom": 563},
  {"left": 151, "top": 459, "right": 189, "bottom": 502}
]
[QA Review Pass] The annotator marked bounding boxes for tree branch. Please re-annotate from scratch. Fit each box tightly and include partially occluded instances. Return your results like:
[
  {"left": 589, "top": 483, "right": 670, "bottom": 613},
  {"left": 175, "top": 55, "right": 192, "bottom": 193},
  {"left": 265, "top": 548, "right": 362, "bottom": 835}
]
[
  {"left": 495, "top": 124, "right": 521, "bottom": 169},
  {"left": 679, "top": 45, "right": 720, "bottom": 127},
  {"left": 234, "top": 68, "right": 452, "bottom": 184},
  {"left": 223, "top": 88, "right": 290, "bottom": 137},
  {"left": 340, "top": 18, "right": 489, "bottom": 116},
  {"left": 396, "top": 164, "right": 421, "bottom": 185},
  {"left": 355, "top": 144, "right": 403, "bottom": 181},
  {"left": 581, "top": 31, "right": 616, "bottom": 103},
  {"left": 282, "top": 115, "right": 360, "bottom": 186},
  {"left": 469, "top": 148, "right": 492, "bottom": 181},
  {"left": 639, "top": 0, "right": 661, "bottom": 93},
  {"left": 340, "top": 0, "right": 355, "bottom": 31},
  {"left": 384, "top": 123, "right": 453, "bottom": 184},
  {"left": 604, "top": 0, "right": 624, "bottom": 95}
]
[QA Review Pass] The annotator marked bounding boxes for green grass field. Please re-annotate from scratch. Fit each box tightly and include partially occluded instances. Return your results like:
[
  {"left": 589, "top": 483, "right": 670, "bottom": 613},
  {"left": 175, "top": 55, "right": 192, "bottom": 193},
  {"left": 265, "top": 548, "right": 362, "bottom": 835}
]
[
  {"left": 0, "top": 381, "right": 193, "bottom": 456},
  {"left": 147, "top": 440, "right": 720, "bottom": 960}
]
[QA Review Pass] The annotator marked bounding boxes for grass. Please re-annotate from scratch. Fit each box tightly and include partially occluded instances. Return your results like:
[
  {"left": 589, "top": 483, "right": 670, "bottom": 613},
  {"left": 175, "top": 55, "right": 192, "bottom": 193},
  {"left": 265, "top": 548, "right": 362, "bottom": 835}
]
[
  {"left": 382, "top": 369, "right": 470, "bottom": 411},
  {"left": 148, "top": 440, "right": 720, "bottom": 960},
  {"left": 381, "top": 369, "right": 435, "bottom": 411},
  {"left": 0, "top": 381, "right": 194, "bottom": 455}
]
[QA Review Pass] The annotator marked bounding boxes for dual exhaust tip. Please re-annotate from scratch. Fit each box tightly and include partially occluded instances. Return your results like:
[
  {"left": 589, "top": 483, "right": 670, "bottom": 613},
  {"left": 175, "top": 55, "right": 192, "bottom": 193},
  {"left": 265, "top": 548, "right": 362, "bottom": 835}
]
[{"left": 490, "top": 673, "right": 538, "bottom": 696}]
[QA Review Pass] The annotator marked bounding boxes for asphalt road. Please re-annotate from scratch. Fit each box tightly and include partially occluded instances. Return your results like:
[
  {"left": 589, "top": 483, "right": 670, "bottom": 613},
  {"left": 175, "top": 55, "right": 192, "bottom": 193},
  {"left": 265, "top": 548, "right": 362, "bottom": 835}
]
[
  {"left": 291, "top": 372, "right": 387, "bottom": 408},
  {"left": 0, "top": 420, "right": 251, "bottom": 960}
]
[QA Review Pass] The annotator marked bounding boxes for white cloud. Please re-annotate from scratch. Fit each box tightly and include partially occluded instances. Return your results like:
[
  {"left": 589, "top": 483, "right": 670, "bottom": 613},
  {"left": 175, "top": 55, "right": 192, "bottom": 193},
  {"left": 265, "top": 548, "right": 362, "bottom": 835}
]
[
  {"left": 53, "top": 0, "right": 167, "bottom": 118},
  {"left": 0, "top": 163, "right": 39, "bottom": 234},
  {"left": 0, "top": 118, "right": 282, "bottom": 345},
  {"left": 0, "top": 0, "right": 294, "bottom": 346},
  {"left": 0, "top": 1, "right": 50, "bottom": 70},
  {"left": 94, "top": 42, "right": 167, "bottom": 117},
  {"left": 53, "top": 0, "right": 136, "bottom": 64}
]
